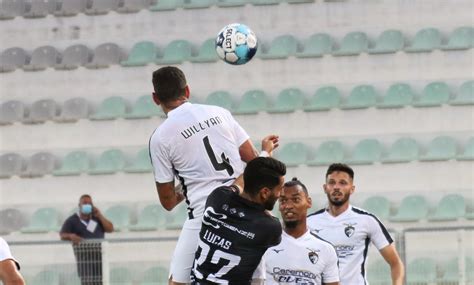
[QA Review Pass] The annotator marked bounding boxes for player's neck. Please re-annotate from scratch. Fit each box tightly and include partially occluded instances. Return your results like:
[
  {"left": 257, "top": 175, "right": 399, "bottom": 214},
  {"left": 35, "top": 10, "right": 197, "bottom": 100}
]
[
  {"left": 327, "top": 202, "right": 350, "bottom": 217},
  {"left": 284, "top": 223, "right": 307, "bottom": 239},
  {"left": 162, "top": 98, "right": 188, "bottom": 114},
  {"left": 239, "top": 192, "right": 261, "bottom": 205}
]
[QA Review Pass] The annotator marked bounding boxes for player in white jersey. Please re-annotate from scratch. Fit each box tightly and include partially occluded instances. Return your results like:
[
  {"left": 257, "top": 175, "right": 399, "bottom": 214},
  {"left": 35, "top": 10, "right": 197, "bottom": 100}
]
[
  {"left": 0, "top": 237, "right": 25, "bottom": 284},
  {"left": 149, "top": 66, "right": 274, "bottom": 285},
  {"left": 307, "top": 163, "right": 404, "bottom": 285},
  {"left": 264, "top": 178, "right": 340, "bottom": 285}
]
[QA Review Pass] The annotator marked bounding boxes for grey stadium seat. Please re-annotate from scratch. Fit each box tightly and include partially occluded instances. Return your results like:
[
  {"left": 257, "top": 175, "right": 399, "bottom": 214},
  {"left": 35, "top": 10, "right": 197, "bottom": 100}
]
[
  {"left": 85, "top": 0, "right": 121, "bottom": 15},
  {"left": 55, "top": 97, "right": 90, "bottom": 122},
  {"left": 117, "top": 0, "right": 153, "bottom": 13},
  {"left": 86, "top": 43, "right": 124, "bottom": 69},
  {"left": 54, "top": 0, "right": 87, "bottom": 16},
  {"left": 23, "top": 99, "right": 59, "bottom": 124},
  {"left": 23, "top": 0, "right": 57, "bottom": 18},
  {"left": 23, "top": 45, "right": 61, "bottom": 71},
  {"left": 55, "top": 44, "right": 91, "bottom": 70},
  {"left": 20, "top": 152, "right": 58, "bottom": 178},
  {"left": 0, "top": 100, "right": 26, "bottom": 125},
  {"left": 0, "top": 208, "right": 26, "bottom": 234},
  {"left": 0, "top": 153, "right": 25, "bottom": 179},
  {"left": 0, "top": 0, "right": 26, "bottom": 20},
  {"left": 0, "top": 47, "right": 29, "bottom": 72}
]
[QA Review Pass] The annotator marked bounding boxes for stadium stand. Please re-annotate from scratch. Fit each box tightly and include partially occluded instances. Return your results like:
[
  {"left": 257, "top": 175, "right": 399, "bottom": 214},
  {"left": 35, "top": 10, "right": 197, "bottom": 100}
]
[
  {"left": 361, "top": 196, "right": 391, "bottom": 220},
  {"left": 0, "top": 152, "right": 24, "bottom": 179},
  {"left": 85, "top": 43, "right": 124, "bottom": 69},
  {"left": 23, "top": 0, "right": 57, "bottom": 18},
  {"left": 307, "top": 140, "right": 345, "bottom": 166},
  {"left": 405, "top": 27, "right": 442, "bottom": 53},
  {"left": 120, "top": 41, "right": 158, "bottom": 67},
  {"left": 21, "top": 207, "right": 61, "bottom": 233},
  {"left": 88, "top": 149, "right": 126, "bottom": 175},
  {"left": 104, "top": 205, "right": 131, "bottom": 231},
  {"left": 341, "top": 84, "right": 378, "bottom": 109},
  {"left": 54, "top": 97, "right": 90, "bottom": 122},
  {"left": 0, "top": 47, "right": 29, "bottom": 72},
  {"left": 295, "top": 33, "right": 333, "bottom": 58},
  {"left": 23, "top": 99, "right": 60, "bottom": 124},
  {"left": 406, "top": 258, "right": 437, "bottom": 285},
  {"left": 129, "top": 204, "right": 166, "bottom": 231},
  {"left": 274, "top": 142, "right": 309, "bottom": 167},
  {"left": 52, "top": 151, "right": 90, "bottom": 176},
  {"left": 333, "top": 31, "right": 369, "bottom": 56},
  {"left": 303, "top": 86, "right": 341, "bottom": 111},
  {"left": 428, "top": 194, "right": 466, "bottom": 221},
  {"left": 204, "top": 90, "right": 234, "bottom": 111},
  {"left": 125, "top": 95, "right": 165, "bottom": 119},
  {"left": 124, "top": 147, "right": 153, "bottom": 173},
  {"left": 258, "top": 34, "right": 299, "bottom": 59},
  {"left": 267, "top": 88, "right": 305, "bottom": 113},
  {"left": 234, "top": 89, "right": 269, "bottom": 114},
  {"left": 389, "top": 195, "right": 429, "bottom": 222},
  {"left": 20, "top": 152, "right": 58, "bottom": 178},
  {"left": 0, "top": 100, "right": 26, "bottom": 125},
  {"left": 54, "top": 0, "right": 88, "bottom": 17},
  {"left": 189, "top": 38, "right": 219, "bottom": 62},
  {"left": 346, "top": 138, "right": 383, "bottom": 165},
  {"left": 55, "top": 44, "right": 91, "bottom": 70},
  {"left": 377, "top": 83, "right": 415, "bottom": 108},
  {"left": 90, "top": 96, "right": 128, "bottom": 120},
  {"left": 368, "top": 29, "right": 404, "bottom": 54}
]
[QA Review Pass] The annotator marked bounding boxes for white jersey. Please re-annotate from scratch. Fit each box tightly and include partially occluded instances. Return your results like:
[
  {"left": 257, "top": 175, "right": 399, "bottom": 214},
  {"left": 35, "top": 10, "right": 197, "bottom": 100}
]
[
  {"left": 149, "top": 102, "right": 249, "bottom": 219},
  {"left": 264, "top": 230, "right": 340, "bottom": 285},
  {"left": 0, "top": 237, "right": 19, "bottom": 269},
  {"left": 307, "top": 205, "right": 393, "bottom": 285}
]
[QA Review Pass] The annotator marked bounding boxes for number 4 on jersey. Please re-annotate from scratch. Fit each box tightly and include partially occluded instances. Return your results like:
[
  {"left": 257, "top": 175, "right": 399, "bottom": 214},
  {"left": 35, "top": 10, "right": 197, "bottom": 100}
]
[{"left": 203, "top": 136, "right": 234, "bottom": 176}]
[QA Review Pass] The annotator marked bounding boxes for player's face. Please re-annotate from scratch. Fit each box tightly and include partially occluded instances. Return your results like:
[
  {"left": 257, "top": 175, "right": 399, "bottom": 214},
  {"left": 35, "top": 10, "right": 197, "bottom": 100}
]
[
  {"left": 279, "top": 185, "right": 311, "bottom": 227},
  {"left": 263, "top": 176, "right": 285, "bottom": 211},
  {"left": 324, "top": 171, "right": 354, "bottom": 207}
]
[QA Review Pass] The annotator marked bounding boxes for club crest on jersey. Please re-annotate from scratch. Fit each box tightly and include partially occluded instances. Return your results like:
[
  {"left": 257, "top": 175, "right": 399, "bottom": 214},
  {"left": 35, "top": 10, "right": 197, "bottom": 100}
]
[
  {"left": 307, "top": 248, "right": 319, "bottom": 264},
  {"left": 343, "top": 223, "right": 357, "bottom": 237}
]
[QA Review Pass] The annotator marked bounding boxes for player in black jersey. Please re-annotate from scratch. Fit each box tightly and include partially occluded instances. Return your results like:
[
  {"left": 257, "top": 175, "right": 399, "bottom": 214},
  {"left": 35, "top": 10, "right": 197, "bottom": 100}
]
[{"left": 192, "top": 157, "right": 287, "bottom": 285}]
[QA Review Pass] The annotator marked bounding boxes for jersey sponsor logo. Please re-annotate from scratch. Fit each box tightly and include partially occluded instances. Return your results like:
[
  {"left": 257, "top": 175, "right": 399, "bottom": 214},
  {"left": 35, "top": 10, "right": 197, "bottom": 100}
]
[
  {"left": 343, "top": 223, "right": 357, "bottom": 237},
  {"left": 334, "top": 244, "right": 355, "bottom": 259},
  {"left": 272, "top": 267, "right": 318, "bottom": 284},
  {"left": 312, "top": 228, "right": 323, "bottom": 233},
  {"left": 202, "top": 229, "right": 232, "bottom": 250},
  {"left": 203, "top": 207, "right": 256, "bottom": 239},
  {"left": 272, "top": 248, "right": 284, "bottom": 254},
  {"left": 180, "top": 116, "right": 223, "bottom": 139},
  {"left": 307, "top": 248, "right": 319, "bottom": 264}
]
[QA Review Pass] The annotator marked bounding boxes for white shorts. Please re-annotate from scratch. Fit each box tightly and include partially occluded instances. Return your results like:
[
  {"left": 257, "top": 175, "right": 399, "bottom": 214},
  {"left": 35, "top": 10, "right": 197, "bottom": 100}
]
[{"left": 169, "top": 217, "right": 202, "bottom": 283}]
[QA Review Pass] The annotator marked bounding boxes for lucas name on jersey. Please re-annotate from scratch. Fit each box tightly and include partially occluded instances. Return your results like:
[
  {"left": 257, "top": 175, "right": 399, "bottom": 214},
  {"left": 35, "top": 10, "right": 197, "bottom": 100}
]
[
  {"left": 202, "top": 229, "right": 232, "bottom": 250},
  {"left": 181, "top": 115, "right": 223, "bottom": 139}
]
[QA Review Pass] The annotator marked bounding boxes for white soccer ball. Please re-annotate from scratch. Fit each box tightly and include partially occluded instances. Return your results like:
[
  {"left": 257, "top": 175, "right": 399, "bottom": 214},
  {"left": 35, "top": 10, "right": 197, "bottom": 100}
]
[{"left": 215, "top": 23, "right": 258, "bottom": 65}]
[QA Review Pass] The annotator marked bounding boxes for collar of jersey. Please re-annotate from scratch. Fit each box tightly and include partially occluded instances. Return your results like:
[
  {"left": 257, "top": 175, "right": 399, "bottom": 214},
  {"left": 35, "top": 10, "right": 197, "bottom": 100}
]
[
  {"left": 167, "top": 102, "right": 192, "bottom": 117},
  {"left": 325, "top": 204, "right": 353, "bottom": 219},
  {"left": 283, "top": 228, "right": 311, "bottom": 241}
]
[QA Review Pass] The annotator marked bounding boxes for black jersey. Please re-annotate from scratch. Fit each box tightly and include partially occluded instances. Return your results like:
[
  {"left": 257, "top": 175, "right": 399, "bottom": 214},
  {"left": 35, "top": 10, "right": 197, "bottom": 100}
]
[{"left": 192, "top": 186, "right": 282, "bottom": 285}]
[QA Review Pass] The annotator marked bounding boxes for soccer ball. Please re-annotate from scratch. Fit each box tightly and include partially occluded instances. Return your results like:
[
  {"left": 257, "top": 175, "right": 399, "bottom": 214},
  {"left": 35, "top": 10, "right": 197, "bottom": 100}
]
[{"left": 215, "top": 23, "right": 258, "bottom": 65}]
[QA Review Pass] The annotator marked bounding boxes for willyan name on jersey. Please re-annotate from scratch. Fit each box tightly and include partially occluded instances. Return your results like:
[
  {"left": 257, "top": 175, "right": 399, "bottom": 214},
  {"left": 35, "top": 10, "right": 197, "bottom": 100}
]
[
  {"left": 181, "top": 116, "right": 223, "bottom": 139},
  {"left": 203, "top": 229, "right": 232, "bottom": 250}
]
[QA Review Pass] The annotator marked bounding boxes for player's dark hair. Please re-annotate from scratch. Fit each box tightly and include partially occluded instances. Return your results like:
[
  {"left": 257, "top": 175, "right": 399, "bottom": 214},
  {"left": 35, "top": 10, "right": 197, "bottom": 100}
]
[
  {"left": 152, "top": 66, "right": 187, "bottom": 103},
  {"left": 326, "top": 163, "right": 354, "bottom": 180},
  {"left": 243, "top": 157, "right": 286, "bottom": 196},
  {"left": 79, "top": 194, "right": 91, "bottom": 202},
  {"left": 284, "top": 177, "right": 308, "bottom": 195}
]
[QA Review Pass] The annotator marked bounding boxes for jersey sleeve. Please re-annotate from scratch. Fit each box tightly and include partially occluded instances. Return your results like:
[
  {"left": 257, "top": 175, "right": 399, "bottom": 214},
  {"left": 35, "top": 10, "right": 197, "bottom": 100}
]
[
  {"left": 149, "top": 131, "right": 175, "bottom": 183},
  {"left": 0, "top": 238, "right": 13, "bottom": 261},
  {"left": 321, "top": 244, "right": 340, "bottom": 283},
  {"left": 251, "top": 257, "right": 266, "bottom": 281},
  {"left": 368, "top": 216, "right": 393, "bottom": 250},
  {"left": 225, "top": 110, "right": 249, "bottom": 147}
]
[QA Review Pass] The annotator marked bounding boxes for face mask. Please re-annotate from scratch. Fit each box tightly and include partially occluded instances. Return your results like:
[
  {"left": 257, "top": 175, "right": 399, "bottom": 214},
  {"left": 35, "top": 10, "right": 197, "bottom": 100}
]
[{"left": 81, "top": 204, "right": 93, "bottom": 215}]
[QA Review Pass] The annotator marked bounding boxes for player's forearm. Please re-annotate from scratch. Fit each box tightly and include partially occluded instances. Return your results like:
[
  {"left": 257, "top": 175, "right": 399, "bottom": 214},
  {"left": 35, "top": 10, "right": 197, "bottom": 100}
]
[{"left": 390, "top": 261, "right": 405, "bottom": 285}]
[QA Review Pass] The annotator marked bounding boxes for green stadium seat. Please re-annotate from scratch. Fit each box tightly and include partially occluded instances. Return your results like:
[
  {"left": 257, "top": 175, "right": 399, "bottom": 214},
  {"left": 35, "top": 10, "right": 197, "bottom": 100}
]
[
  {"left": 268, "top": 88, "right": 305, "bottom": 113},
  {"left": 117, "top": 0, "right": 153, "bottom": 13},
  {"left": 406, "top": 258, "right": 437, "bottom": 284},
  {"left": 307, "top": 140, "right": 345, "bottom": 166},
  {"left": 341, "top": 84, "right": 378, "bottom": 109},
  {"left": 377, "top": 83, "right": 415, "bottom": 108},
  {"left": 53, "top": 151, "right": 89, "bottom": 176},
  {"left": 457, "top": 137, "right": 474, "bottom": 161},
  {"left": 405, "top": 27, "right": 441, "bottom": 52},
  {"left": 274, "top": 142, "right": 308, "bottom": 167},
  {"left": 124, "top": 147, "right": 153, "bottom": 173},
  {"left": 259, "top": 35, "right": 299, "bottom": 59},
  {"left": 414, "top": 81, "right": 451, "bottom": 107},
  {"left": 60, "top": 272, "right": 81, "bottom": 285},
  {"left": 139, "top": 266, "right": 168, "bottom": 285},
  {"left": 183, "top": 0, "right": 215, "bottom": 9},
  {"left": 110, "top": 266, "right": 133, "bottom": 285},
  {"left": 367, "top": 261, "right": 391, "bottom": 285},
  {"left": 130, "top": 204, "right": 166, "bottom": 231},
  {"left": 333, "top": 31, "right": 369, "bottom": 56},
  {"left": 362, "top": 196, "right": 391, "bottom": 220},
  {"left": 347, "top": 139, "right": 382, "bottom": 165},
  {"left": 30, "top": 270, "right": 61, "bottom": 285},
  {"left": 466, "top": 201, "right": 474, "bottom": 220},
  {"left": 166, "top": 203, "right": 188, "bottom": 229},
  {"left": 295, "top": 33, "right": 333, "bottom": 58},
  {"left": 450, "top": 80, "right": 474, "bottom": 105},
  {"left": 234, "top": 89, "right": 268, "bottom": 114},
  {"left": 303, "top": 86, "right": 341, "bottom": 111},
  {"left": 286, "top": 0, "right": 315, "bottom": 3},
  {"left": 90, "top": 96, "right": 128, "bottom": 120},
  {"left": 441, "top": 26, "right": 474, "bottom": 50},
  {"left": 149, "top": 0, "right": 182, "bottom": 11},
  {"left": 205, "top": 91, "right": 234, "bottom": 111},
  {"left": 368, "top": 29, "right": 404, "bottom": 54},
  {"left": 121, "top": 41, "right": 158, "bottom": 67},
  {"left": 156, "top": 39, "right": 193, "bottom": 65},
  {"left": 389, "top": 195, "right": 428, "bottom": 222},
  {"left": 420, "top": 136, "right": 457, "bottom": 161},
  {"left": 190, "top": 38, "right": 219, "bottom": 63},
  {"left": 21, "top": 207, "right": 60, "bottom": 233},
  {"left": 88, "top": 149, "right": 125, "bottom": 175},
  {"left": 216, "top": 0, "right": 247, "bottom": 7},
  {"left": 250, "top": 0, "right": 279, "bottom": 5},
  {"left": 428, "top": 194, "right": 466, "bottom": 221},
  {"left": 125, "top": 95, "right": 164, "bottom": 119},
  {"left": 382, "top": 137, "right": 419, "bottom": 163},
  {"left": 441, "top": 257, "right": 474, "bottom": 283},
  {"left": 105, "top": 205, "right": 131, "bottom": 231}
]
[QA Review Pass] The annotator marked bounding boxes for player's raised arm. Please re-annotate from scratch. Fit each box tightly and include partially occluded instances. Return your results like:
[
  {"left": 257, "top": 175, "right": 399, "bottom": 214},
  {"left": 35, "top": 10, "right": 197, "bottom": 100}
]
[{"left": 156, "top": 181, "right": 185, "bottom": 211}]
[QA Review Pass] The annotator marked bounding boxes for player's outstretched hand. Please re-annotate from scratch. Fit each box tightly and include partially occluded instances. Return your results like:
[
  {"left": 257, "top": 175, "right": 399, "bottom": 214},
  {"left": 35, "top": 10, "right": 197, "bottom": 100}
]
[{"left": 261, "top": 135, "right": 280, "bottom": 156}]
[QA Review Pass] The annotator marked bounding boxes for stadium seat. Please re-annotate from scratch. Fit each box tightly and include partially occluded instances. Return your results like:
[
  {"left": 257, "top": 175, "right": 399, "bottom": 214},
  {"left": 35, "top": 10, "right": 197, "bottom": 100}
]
[
  {"left": 0, "top": 47, "right": 29, "bottom": 72},
  {"left": 234, "top": 89, "right": 268, "bottom": 114},
  {"left": 216, "top": 0, "right": 248, "bottom": 7},
  {"left": 166, "top": 203, "right": 188, "bottom": 229},
  {"left": 190, "top": 38, "right": 219, "bottom": 63},
  {"left": 110, "top": 266, "right": 134, "bottom": 285},
  {"left": 441, "top": 257, "right": 474, "bottom": 283},
  {"left": 0, "top": 0, "right": 26, "bottom": 20},
  {"left": 405, "top": 27, "right": 441, "bottom": 52},
  {"left": 139, "top": 266, "right": 168, "bottom": 285},
  {"left": 406, "top": 258, "right": 437, "bottom": 284},
  {"left": 55, "top": 44, "right": 91, "bottom": 70},
  {"left": 24, "top": 99, "right": 59, "bottom": 124},
  {"left": 441, "top": 26, "right": 474, "bottom": 50},
  {"left": 90, "top": 96, "right": 128, "bottom": 120},
  {"left": 307, "top": 140, "right": 345, "bottom": 166},
  {"left": 333, "top": 31, "right": 369, "bottom": 56},
  {"left": 389, "top": 195, "right": 428, "bottom": 222},
  {"left": 130, "top": 204, "right": 167, "bottom": 231},
  {"left": 21, "top": 152, "right": 58, "bottom": 178},
  {"left": 303, "top": 86, "right": 341, "bottom": 111},
  {"left": 457, "top": 137, "right": 474, "bottom": 161},
  {"left": 121, "top": 41, "right": 157, "bottom": 67},
  {"left": 377, "top": 83, "right": 415, "bottom": 108},
  {"left": 368, "top": 29, "right": 404, "bottom": 54},
  {"left": 267, "top": 88, "right": 305, "bottom": 113},
  {"left": 382, "top": 137, "right": 419, "bottom": 163},
  {"left": 367, "top": 261, "right": 391, "bottom": 285},
  {"left": 341, "top": 84, "right": 378, "bottom": 109},
  {"left": 124, "top": 147, "right": 153, "bottom": 173},
  {"left": 55, "top": 97, "right": 90, "bottom": 122},
  {"left": 117, "top": 0, "right": 152, "bottom": 13},
  {"left": 286, "top": 0, "right": 315, "bottom": 3},
  {"left": 125, "top": 95, "right": 164, "bottom": 119},
  {"left": 182, "top": 0, "right": 215, "bottom": 9},
  {"left": 85, "top": 0, "right": 121, "bottom": 15},
  {"left": 295, "top": 33, "right": 333, "bottom": 58},
  {"left": 23, "top": 45, "right": 60, "bottom": 71},
  {"left": 259, "top": 34, "right": 299, "bottom": 59},
  {"left": 250, "top": 0, "right": 279, "bottom": 5},
  {"left": 156, "top": 39, "right": 193, "bottom": 65},
  {"left": 420, "top": 136, "right": 457, "bottom": 161},
  {"left": 428, "top": 194, "right": 466, "bottom": 221},
  {"left": 362, "top": 196, "right": 390, "bottom": 220},
  {"left": 21, "top": 207, "right": 60, "bottom": 233},
  {"left": 466, "top": 201, "right": 474, "bottom": 220},
  {"left": 86, "top": 43, "right": 124, "bottom": 69},
  {"left": 52, "top": 151, "right": 89, "bottom": 176},
  {"left": 88, "top": 149, "right": 125, "bottom": 175},
  {"left": 414, "top": 81, "right": 451, "bottom": 107},
  {"left": 23, "top": 0, "right": 56, "bottom": 18},
  {"left": 149, "top": 0, "right": 182, "bottom": 11},
  {"left": 274, "top": 142, "right": 309, "bottom": 167},
  {"left": 0, "top": 208, "right": 26, "bottom": 234},
  {"left": 347, "top": 138, "right": 382, "bottom": 164},
  {"left": 29, "top": 270, "right": 61, "bottom": 285},
  {"left": 204, "top": 91, "right": 234, "bottom": 111},
  {"left": 54, "top": 0, "right": 87, "bottom": 16},
  {"left": 0, "top": 152, "right": 24, "bottom": 179},
  {"left": 450, "top": 80, "right": 474, "bottom": 105},
  {"left": 0, "top": 100, "right": 26, "bottom": 125},
  {"left": 105, "top": 205, "right": 131, "bottom": 231}
]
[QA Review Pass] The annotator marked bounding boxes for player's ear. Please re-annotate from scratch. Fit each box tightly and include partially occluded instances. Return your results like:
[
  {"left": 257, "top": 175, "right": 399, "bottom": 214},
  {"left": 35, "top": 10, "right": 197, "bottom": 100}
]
[
  {"left": 260, "top": 187, "right": 270, "bottom": 200},
  {"left": 306, "top": 195, "right": 312, "bottom": 209},
  {"left": 184, "top": 85, "right": 190, "bottom": 99},
  {"left": 152, "top": 92, "right": 161, "bottom": 106},
  {"left": 323, "top": 184, "right": 329, "bottom": 194},
  {"left": 350, "top": 185, "right": 355, "bottom": 194}
]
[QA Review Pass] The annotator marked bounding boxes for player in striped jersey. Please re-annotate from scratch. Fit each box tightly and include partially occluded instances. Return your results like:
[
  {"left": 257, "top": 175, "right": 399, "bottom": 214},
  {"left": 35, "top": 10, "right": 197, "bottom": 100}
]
[{"left": 307, "top": 163, "right": 404, "bottom": 285}]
